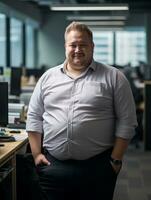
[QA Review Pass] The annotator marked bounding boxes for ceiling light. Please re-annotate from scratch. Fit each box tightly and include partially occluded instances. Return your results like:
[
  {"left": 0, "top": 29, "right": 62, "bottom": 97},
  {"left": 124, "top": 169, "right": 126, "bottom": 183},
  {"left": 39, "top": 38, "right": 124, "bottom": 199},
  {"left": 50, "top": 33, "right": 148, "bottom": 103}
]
[
  {"left": 50, "top": 4, "right": 129, "bottom": 11},
  {"left": 92, "top": 27, "right": 124, "bottom": 31},
  {"left": 67, "top": 15, "right": 127, "bottom": 21},
  {"left": 78, "top": 21, "right": 125, "bottom": 26}
]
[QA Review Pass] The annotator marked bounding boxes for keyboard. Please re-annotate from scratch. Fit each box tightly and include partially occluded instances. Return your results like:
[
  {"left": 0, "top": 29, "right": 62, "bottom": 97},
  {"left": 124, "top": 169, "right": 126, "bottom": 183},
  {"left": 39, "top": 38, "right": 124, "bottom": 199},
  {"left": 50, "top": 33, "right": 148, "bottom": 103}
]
[
  {"left": 7, "top": 123, "right": 26, "bottom": 129},
  {"left": 0, "top": 135, "right": 15, "bottom": 142}
]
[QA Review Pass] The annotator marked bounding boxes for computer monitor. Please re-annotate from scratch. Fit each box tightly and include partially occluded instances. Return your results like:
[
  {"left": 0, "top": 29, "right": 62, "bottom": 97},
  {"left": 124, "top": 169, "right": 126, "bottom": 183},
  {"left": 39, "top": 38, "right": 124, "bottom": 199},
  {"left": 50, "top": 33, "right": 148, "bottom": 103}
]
[
  {"left": 0, "top": 82, "right": 8, "bottom": 127},
  {"left": 10, "top": 67, "right": 22, "bottom": 96},
  {"left": 0, "top": 66, "right": 4, "bottom": 75},
  {"left": 26, "top": 68, "right": 45, "bottom": 79},
  {"left": 144, "top": 64, "right": 151, "bottom": 80}
]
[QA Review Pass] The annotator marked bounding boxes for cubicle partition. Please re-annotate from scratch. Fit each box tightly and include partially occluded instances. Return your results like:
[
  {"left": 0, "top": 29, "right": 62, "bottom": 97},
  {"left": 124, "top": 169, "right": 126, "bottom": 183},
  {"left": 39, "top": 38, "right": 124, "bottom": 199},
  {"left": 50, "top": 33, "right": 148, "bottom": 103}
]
[
  {"left": 0, "top": 82, "right": 8, "bottom": 127},
  {"left": 144, "top": 81, "right": 151, "bottom": 150}
]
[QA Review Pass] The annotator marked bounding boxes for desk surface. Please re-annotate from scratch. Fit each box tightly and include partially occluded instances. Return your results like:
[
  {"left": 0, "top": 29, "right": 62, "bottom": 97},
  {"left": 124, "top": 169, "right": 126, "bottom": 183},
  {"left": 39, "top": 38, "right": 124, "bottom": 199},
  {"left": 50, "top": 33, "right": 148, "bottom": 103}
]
[{"left": 0, "top": 132, "right": 28, "bottom": 165}]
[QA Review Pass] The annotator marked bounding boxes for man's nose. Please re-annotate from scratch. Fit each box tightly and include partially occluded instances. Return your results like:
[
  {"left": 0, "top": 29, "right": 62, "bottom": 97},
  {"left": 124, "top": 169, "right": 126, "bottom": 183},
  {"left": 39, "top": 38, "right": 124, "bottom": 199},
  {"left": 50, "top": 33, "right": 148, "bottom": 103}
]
[{"left": 75, "top": 45, "right": 81, "bottom": 52}]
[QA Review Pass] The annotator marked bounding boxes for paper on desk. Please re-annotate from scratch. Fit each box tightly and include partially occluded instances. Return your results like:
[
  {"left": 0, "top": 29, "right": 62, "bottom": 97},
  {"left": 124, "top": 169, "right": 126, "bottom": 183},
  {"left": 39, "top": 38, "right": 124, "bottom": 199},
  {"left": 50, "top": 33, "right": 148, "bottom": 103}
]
[{"left": 13, "top": 131, "right": 28, "bottom": 141}]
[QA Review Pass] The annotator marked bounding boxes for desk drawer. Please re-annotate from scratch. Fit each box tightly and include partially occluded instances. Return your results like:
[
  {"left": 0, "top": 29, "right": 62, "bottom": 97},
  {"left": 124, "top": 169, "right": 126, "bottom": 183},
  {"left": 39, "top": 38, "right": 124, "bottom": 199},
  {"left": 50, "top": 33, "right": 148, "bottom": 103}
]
[{"left": 0, "top": 164, "right": 14, "bottom": 182}]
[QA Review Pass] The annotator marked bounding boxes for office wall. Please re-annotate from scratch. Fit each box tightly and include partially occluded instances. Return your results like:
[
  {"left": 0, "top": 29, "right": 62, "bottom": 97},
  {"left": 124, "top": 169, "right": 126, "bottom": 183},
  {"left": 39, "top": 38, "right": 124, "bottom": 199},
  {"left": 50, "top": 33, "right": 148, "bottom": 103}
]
[
  {"left": 38, "top": 12, "right": 70, "bottom": 67},
  {"left": 126, "top": 13, "right": 145, "bottom": 26}
]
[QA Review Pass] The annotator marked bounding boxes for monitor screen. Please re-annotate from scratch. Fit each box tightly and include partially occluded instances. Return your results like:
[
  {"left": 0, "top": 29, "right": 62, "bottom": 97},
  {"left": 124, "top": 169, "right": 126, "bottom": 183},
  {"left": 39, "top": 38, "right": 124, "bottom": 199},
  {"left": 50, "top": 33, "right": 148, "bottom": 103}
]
[
  {"left": 10, "top": 67, "right": 22, "bottom": 96},
  {"left": 0, "top": 66, "right": 4, "bottom": 75},
  {"left": 0, "top": 82, "right": 8, "bottom": 127},
  {"left": 26, "top": 68, "right": 45, "bottom": 79},
  {"left": 144, "top": 64, "right": 151, "bottom": 80}
]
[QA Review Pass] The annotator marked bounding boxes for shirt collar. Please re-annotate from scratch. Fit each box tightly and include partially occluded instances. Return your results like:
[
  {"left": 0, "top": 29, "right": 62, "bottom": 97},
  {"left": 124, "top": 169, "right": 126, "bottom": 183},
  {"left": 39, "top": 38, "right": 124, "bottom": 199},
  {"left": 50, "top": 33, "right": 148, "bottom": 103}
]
[{"left": 60, "top": 59, "right": 96, "bottom": 73}]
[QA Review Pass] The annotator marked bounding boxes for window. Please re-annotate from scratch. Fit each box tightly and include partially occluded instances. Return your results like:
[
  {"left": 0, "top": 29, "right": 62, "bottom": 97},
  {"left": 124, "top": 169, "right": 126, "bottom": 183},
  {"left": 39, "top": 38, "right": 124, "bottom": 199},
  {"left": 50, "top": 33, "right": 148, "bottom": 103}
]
[
  {"left": 0, "top": 13, "right": 6, "bottom": 67},
  {"left": 10, "top": 18, "right": 22, "bottom": 67},
  {"left": 26, "top": 24, "right": 35, "bottom": 68},
  {"left": 93, "top": 31, "right": 113, "bottom": 65},
  {"left": 116, "top": 30, "right": 146, "bottom": 66},
  {"left": 93, "top": 28, "right": 146, "bottom": 67}
]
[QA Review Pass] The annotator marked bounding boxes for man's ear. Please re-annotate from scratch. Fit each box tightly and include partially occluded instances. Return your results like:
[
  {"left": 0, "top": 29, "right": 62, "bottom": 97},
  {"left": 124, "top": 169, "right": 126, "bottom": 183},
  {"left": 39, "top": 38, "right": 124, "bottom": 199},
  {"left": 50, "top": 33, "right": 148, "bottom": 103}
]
[
  {"left": 91, "top": 42, "right": 94, "bottom": 50},
  {"left": 92, "top": 42, "right": 94, "bottom": 48}
]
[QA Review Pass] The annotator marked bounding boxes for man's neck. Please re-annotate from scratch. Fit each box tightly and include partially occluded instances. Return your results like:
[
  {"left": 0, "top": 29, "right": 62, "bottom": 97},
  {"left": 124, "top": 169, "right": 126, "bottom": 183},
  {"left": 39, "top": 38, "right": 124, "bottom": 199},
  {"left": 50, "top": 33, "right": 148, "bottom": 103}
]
[{"left": 66, "top": 64, "right": 86, "bottom": 78}]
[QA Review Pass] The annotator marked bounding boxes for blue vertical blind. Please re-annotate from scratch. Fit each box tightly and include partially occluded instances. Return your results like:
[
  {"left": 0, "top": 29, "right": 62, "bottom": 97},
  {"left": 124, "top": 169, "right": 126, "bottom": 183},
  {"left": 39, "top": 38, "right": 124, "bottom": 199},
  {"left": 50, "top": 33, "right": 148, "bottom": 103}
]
[
  {"left": 10, "top": 18, "right": 23, "bottom": 67},
  {"left": 26, "top": 24, "right": 34, "bottom": 68},
  {"left": 93, "top": 31, "right": 113, "bottom": 65},
  {"left": 0, "top": 13, "right": 6, "bottom": 67}
]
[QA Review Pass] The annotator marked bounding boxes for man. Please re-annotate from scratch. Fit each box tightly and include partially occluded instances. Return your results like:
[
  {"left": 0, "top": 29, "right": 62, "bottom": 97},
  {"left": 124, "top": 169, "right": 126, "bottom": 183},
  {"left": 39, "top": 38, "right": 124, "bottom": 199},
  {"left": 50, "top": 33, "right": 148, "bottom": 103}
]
[{"left": 26, "top": 21, "right": 137, "bottom": 200}]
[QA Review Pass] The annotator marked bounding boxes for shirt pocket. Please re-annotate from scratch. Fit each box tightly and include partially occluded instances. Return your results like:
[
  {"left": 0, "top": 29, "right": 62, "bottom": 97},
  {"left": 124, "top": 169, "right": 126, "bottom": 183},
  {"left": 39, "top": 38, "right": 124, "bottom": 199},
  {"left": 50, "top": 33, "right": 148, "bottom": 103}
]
[{"left": 79, "top": 81, "right": 112, "bottom": 109}]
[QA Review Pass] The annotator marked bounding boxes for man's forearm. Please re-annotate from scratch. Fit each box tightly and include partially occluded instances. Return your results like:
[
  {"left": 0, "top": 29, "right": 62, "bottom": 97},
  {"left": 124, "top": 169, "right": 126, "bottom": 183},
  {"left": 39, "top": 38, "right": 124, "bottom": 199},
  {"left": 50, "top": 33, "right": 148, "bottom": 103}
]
[
  {"left": 28, "top": 131, "right": 42, "bottom": 159},
  {"left": 111, "top": 137, "right": 130, "bottom": 160}
]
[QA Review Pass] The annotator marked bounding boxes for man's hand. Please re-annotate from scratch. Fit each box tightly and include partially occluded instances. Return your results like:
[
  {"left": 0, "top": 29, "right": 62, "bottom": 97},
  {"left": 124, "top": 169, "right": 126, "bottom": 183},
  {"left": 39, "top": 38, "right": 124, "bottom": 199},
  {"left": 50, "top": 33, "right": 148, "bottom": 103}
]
[
  {"left": 110, "top": 161, "right": 122, "bottom": 174},
  {"left": 34, "top": 153, "right": 50, "bottom": 166}
]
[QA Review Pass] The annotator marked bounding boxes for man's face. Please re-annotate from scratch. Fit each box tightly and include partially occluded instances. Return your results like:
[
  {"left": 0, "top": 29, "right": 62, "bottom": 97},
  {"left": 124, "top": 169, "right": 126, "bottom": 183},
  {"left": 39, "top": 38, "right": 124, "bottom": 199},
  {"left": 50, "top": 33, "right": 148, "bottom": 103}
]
[{"left": 65, "top": 30, "right": 94, "bottom": 69}]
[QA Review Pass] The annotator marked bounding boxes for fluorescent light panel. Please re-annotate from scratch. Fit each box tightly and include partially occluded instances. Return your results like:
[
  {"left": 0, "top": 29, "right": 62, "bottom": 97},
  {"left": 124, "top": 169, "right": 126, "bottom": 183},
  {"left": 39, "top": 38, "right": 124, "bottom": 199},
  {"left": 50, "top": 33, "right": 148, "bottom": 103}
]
[
  {"left": 78, "top": 21, "right": 125, "bottom": 26},
  {"left": 67, "top": 15, "right": 127, "bottom": 21},
  {"left": 92, "top": 27, "right": 124, "bottom": 31},
  {"left": 50, "top": 4, "right": 129, "bottom": 11}
]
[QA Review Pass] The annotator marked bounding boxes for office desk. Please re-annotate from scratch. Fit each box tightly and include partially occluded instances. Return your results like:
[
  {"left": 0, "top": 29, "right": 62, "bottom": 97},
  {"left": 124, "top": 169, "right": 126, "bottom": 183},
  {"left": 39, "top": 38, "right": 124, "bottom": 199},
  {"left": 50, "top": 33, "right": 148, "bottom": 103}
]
[{"left": 0, "top": 133, "right": 28, "bottom": 200}]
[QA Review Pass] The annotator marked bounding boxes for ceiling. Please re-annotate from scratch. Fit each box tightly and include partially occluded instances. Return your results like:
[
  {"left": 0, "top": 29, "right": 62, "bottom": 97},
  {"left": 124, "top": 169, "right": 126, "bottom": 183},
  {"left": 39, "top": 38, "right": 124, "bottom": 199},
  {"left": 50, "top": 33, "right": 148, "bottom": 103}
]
[{"left": 20, "top": 0, "right": 151, "bottom": 13}]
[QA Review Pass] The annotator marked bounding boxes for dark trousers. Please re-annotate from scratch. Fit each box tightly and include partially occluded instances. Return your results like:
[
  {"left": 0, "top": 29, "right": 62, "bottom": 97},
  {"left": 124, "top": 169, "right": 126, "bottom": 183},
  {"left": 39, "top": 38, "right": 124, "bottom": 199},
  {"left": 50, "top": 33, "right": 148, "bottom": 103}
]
[
  {"left": 16, "top": 154, "right": 43, "bottom": 200},
  {"left": 36, "top": 148, "right": 118, "bottom": 200}
]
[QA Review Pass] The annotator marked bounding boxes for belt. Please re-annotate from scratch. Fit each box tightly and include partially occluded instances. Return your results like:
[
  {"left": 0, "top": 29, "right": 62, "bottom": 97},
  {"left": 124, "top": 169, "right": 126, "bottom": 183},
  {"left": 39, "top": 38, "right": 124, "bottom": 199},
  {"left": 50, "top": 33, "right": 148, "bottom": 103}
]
[{"left": 43, "top": 147, "right": 113, "bottom": 164}]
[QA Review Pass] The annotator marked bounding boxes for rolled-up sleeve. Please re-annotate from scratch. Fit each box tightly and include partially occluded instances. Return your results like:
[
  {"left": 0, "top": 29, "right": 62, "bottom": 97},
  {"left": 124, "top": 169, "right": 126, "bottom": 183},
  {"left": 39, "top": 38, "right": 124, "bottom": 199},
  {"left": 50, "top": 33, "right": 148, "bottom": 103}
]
[
  {"left": 26, "top": 78, "right": 44, "bottom": 133},
  {"left": 113, "top": 70, "right": 138, "bottom": 139}
]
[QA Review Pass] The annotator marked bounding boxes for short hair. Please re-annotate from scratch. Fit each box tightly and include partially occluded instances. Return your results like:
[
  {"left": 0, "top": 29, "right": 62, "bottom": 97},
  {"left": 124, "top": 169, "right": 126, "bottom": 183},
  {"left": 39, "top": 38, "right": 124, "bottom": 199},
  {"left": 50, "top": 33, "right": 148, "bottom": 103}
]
[{"left": 64, "top": 21, "right": 93, "bottom": 42}]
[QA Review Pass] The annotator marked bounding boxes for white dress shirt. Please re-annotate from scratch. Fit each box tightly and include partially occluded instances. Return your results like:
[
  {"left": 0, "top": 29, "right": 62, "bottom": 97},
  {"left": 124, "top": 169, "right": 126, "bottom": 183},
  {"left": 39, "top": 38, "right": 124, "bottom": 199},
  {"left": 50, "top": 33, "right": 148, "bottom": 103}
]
[{"left": 26, "top": 60, "right": 137, "bottom": 160}]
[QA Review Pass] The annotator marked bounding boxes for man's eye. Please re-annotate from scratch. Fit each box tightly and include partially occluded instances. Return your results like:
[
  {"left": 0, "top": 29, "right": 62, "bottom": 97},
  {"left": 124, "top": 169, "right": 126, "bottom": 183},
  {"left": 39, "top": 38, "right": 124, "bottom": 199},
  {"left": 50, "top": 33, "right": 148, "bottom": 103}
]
[
  {"left": 80, "top": 44, "right": 87, "bottom": 48},
  {"left": 69, "top": 44, "right": 87, "bottom": 48},
  {"left": 70, "top": 45, "right": 76, "bottom": 48}
]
